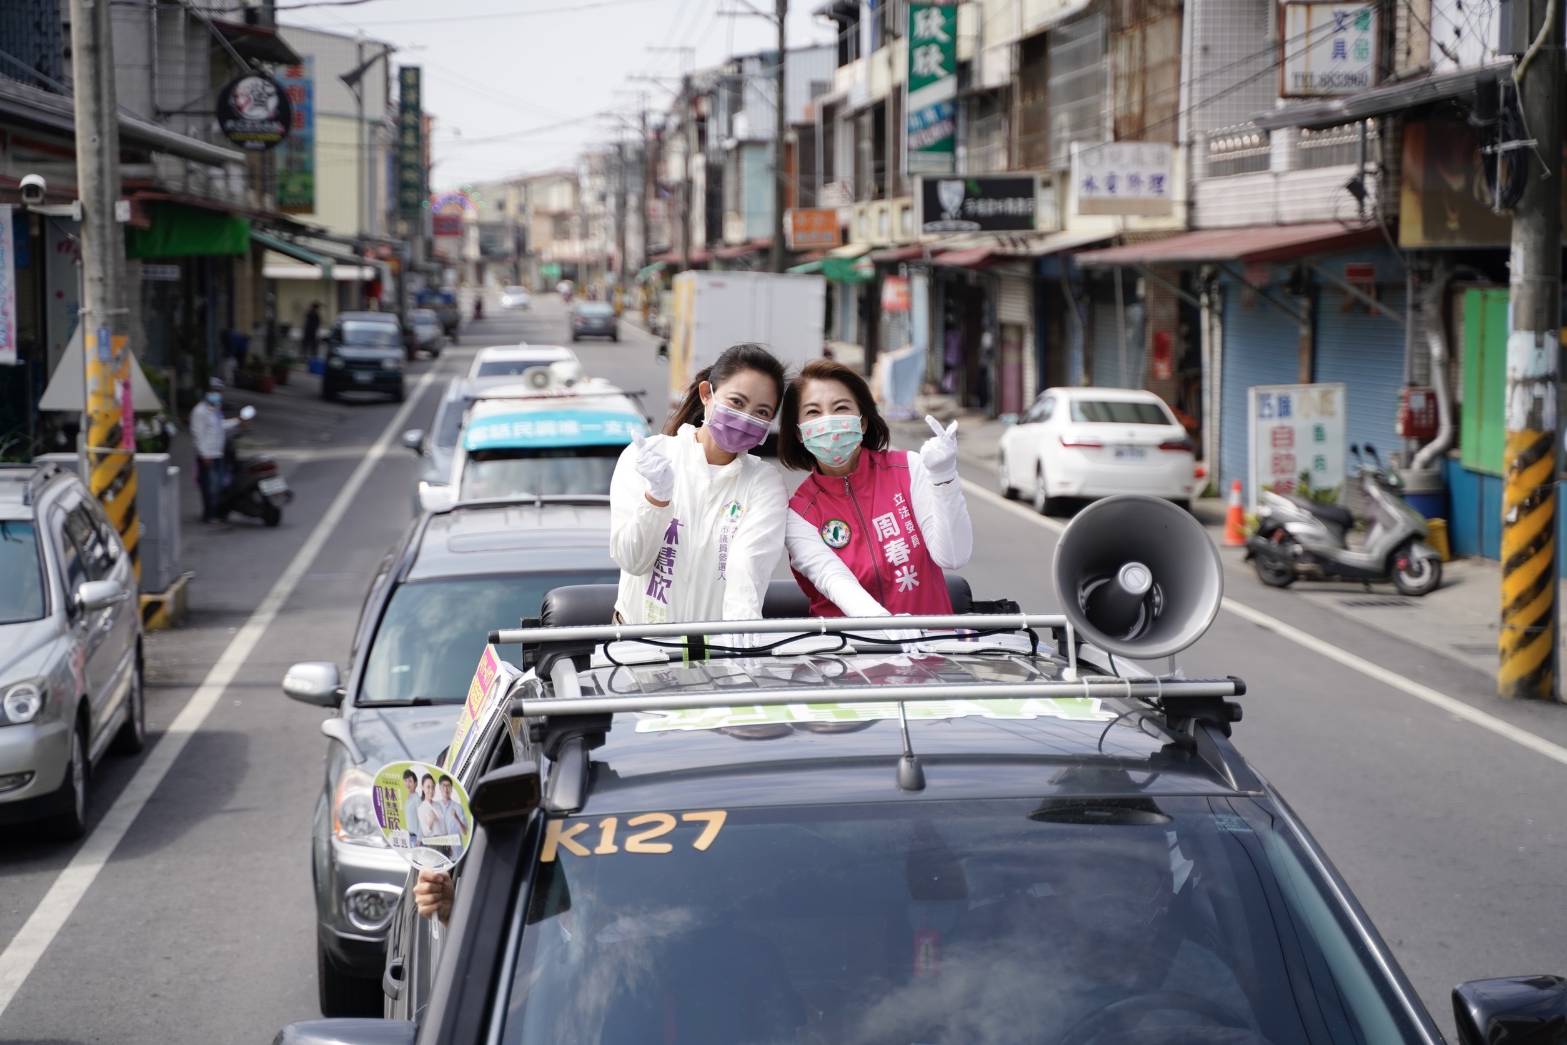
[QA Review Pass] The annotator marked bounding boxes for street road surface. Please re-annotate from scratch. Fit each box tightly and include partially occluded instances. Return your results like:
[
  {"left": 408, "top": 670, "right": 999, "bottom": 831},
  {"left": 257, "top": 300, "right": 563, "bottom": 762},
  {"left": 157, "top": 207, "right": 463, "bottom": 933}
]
[{"left": 1, "top": 294, "right": 1564, "bottom": 1041}]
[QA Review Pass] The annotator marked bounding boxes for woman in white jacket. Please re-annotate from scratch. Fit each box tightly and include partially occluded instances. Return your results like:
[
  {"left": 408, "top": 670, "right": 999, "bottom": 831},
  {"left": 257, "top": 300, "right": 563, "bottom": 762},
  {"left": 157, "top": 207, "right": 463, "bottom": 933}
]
[{"left": 608, "top": 342, "right": 789, "bottom": 631}]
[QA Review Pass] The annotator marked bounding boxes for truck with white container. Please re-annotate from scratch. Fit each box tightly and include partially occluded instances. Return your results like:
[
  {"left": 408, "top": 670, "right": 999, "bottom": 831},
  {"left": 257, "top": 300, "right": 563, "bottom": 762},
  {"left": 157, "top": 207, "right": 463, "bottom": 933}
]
[{"left": 661, "top": 270, "right": 828, "bottom": 408}]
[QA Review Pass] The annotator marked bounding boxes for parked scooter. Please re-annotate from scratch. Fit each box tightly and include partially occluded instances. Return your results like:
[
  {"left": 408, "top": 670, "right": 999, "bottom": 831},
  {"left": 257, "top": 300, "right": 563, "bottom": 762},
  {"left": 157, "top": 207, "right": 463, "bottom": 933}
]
[
  {"left": 218, "top": 406, "right": 291, "bottom": 527},
  {"left": 1246, "top": 443, "right": 1442, "bottom": 596}
]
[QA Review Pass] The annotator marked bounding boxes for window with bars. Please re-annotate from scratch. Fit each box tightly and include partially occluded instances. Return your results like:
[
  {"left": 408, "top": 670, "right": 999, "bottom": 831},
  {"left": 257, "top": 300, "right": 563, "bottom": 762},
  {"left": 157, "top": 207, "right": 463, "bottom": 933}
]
[{"left": 1047, "top": 12, "right": 1109, "bottom": 168}]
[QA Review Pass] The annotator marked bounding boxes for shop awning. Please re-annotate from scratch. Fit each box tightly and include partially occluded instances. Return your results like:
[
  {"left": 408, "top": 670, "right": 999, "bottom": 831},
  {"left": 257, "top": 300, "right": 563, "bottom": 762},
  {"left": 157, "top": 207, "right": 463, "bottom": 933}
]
[
  {"left": 634, "top": 261, "right": 666, "bottom": 283},
  {"left": 1074, "top": 222, "right": 1382, "bottom": 267},
  {"left": 126, "top": 201, "right": 250, "bottom": 259},
  {"left": 714, "top": 238, "right": 769, "bottom": 260},
  {"left": 211, "top": 18, "right": 304, "bottom": 66},
  {"left": 0, "top": 78, "right": 243, "bottom": 168},
  {"left": 650, "top": 247, "right": 712, "bottom": 265},
  {"left": 990, "top": 229, "right": 1113, "bottom": 257},
  {"left": 932, "top": 246, "right": 996, "bottom": 268},
  {"left": 869, "top": 244, "right": 930, "bottom": 263},
  {"left": 788, "top": 259, "right": 825, "bottom": 274},
  {"left": 264, "top": 261, "right": 376, "bottom": 282},
  {"left": 1254, "top": 61, "right": 1510, "bottom": 132},
  {"left": 826, "top": 243, "right": 870, "bottom": 259},
  {"left": 254, "top": 230, "right": 333, "bottom": 276}
]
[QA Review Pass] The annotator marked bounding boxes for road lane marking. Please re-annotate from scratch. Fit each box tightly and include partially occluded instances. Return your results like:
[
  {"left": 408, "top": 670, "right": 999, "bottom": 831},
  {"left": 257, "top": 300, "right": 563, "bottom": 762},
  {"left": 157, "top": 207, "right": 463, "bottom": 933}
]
[
  {"left": 959, "top": 477, "right": 1567, "bottom": 770},
  {"left": 0, "top": 363, "right": 446, "bottom": 1020}
]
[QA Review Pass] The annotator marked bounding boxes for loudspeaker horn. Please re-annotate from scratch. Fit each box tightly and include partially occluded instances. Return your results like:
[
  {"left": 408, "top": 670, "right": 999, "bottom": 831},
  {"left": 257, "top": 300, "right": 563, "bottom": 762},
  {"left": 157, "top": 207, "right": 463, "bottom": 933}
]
[
  {"left": 1052, "top": 495, "right": 1223, "bottom": 660},
  {"left": 520, "top": 365, "right": 554, "bottom": 390}
]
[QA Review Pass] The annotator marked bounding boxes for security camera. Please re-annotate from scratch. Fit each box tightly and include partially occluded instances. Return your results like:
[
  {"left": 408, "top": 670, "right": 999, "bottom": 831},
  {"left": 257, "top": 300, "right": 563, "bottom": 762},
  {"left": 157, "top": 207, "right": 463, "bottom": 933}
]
[{"left": 19, "top": 173, "right": 46, "bottom": 206}]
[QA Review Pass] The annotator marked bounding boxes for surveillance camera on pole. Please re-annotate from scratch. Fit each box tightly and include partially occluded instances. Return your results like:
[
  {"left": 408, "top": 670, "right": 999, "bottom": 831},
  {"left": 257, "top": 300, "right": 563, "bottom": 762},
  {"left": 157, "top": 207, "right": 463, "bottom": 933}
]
[{"left": 18, "top": 173, "right": 81, "bottom": 219}]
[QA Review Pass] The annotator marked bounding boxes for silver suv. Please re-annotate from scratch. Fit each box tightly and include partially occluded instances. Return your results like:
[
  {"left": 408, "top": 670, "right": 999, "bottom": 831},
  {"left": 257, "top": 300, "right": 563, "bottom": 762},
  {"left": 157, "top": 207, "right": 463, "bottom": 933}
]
[{"left": 0, "top": 463, "right": 144, "bottom": 838}]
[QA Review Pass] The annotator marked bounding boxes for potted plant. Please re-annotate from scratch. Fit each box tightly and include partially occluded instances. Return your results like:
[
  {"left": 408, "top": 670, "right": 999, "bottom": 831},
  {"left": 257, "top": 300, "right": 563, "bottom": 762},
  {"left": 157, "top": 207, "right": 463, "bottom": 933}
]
[{"left": 270, "top": 353, "right": 295, "bottom": 386}]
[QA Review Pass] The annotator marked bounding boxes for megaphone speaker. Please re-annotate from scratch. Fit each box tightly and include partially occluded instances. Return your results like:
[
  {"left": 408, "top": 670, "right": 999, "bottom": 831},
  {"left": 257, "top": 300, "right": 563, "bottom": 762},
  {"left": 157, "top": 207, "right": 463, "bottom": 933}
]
[
  {"left": 522, "top": 365, "right": 553, "bottom": 390},
  {"left": 1053, "top": 495, "right": 1223, "bottom": 660}
]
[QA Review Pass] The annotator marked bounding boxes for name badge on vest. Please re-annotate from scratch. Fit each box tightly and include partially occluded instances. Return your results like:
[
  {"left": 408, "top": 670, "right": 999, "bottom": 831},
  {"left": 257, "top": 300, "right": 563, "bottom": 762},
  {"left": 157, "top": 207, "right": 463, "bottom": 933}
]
[{"left": 820, "top": 518, "right": 851, "bottom": 549}]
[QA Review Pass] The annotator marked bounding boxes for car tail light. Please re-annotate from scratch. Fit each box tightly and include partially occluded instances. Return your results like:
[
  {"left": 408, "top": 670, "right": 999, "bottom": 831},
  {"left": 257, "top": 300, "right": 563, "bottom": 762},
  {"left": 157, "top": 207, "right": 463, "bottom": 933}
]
[
  {"left": 1159, "top": 438, "right": 1196, "bottom": 453},
  {"left": 1059, "top": 435, "right": 1103, "bottom": 449}
]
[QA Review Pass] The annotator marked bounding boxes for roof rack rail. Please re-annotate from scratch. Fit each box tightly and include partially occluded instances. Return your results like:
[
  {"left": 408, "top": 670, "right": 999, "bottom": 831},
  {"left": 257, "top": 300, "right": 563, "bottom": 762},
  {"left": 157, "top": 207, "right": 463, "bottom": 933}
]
[
  {"left": 434, "top": 493, "right": 612, "bottom": 515},
  {"left": 0, "top": 462, "right": 61, "bottom": 506}
]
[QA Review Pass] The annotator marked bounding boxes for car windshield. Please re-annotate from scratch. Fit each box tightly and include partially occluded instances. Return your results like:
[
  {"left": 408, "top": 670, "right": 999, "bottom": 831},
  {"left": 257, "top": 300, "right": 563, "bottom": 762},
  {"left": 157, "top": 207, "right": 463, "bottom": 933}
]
[
  {"left": 0, "top": 520, "right": 46, "bottom": 623},
  {"left": 477, "top": 358, "right": 559, "bottom": 377},
  {"left": 460, "top": 446, "right": 620, "bottom": 499},
  {"left": 500, "top": 797, "right": 1419, "bottom": 1045},
  {"left": 576, "top": 304, "right": 613, "bottom": 317},
  {"left": 340, "top": 321, "right": 401, "bottom": 347},
  {"left": 358, "top": 571, "right": 615, "bottom": 705},
  {"left": 1070, "top": 399, "right": 1172, "bottom": 425},
  {"left": 505, "top": 287, "right": 527, "bottom": 296}
]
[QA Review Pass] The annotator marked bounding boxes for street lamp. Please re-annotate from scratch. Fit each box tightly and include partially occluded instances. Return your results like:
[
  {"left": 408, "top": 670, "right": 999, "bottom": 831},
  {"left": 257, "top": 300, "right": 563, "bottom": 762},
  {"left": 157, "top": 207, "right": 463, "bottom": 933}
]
[{"left": 341, "top": 41, "right": 397, "bottom": 307}]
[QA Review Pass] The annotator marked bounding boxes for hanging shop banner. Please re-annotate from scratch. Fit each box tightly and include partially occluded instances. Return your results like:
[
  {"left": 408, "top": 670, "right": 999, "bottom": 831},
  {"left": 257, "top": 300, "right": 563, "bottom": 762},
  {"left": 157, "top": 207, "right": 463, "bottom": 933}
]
[
  {"left": 0, "top": 204, "right": 14, "bottom": 366},
  {"left": 917, "top": 175, "right": 1038, "bottom": 233},
  {"left": 397, "top": 67, "right": 425, "bottom": 221},
  {"left": 1280, "top": 2, "right": 1379, "bottom": 97},
  {"left": 277, "top": 61, "right": 315, "bottom": 213},
  {"left": 785, "top": 208, "right": 842, "bottom": 250},
  {"left": 906, "top": 1, "right": 959, "bottom": 176},
  {"left": 1247, "top": 382, "right": 1347, "bottom": 504},
  {"left": 216, "top": 73, "right": 293, "bottom": 151},
  {"left": 1071, "top": 142, "right": 1174, "bottom": 217}
]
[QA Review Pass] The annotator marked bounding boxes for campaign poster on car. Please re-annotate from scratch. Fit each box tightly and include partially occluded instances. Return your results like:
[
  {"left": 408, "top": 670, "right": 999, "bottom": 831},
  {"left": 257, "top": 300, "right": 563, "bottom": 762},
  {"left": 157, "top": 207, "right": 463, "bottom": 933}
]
[
  {"left": 371, "top": 760, "right": 474, "bottom": 870},
  {"left": 1247, "top": 383, "right": 1346, "bottom": 505},
  {"left": 443, "top": 645, "right": 514, "bottom": 774}
]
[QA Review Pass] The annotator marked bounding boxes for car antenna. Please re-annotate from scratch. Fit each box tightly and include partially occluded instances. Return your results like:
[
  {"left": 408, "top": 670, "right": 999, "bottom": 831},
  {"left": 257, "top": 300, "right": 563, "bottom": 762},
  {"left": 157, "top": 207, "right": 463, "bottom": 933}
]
[{"left": 895, "top": 701, "right": 925, "bottom": 792}]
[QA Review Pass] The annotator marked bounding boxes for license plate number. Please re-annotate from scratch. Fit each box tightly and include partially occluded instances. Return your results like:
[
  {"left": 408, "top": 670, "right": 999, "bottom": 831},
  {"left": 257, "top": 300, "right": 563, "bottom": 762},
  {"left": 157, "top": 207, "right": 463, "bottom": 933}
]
[
  {"left": 353, "top": 371, "right": 373, "bottom": 383},
  {"left": 1114, "top": 446, "right": 1147, "bottom": 460},
  {"left": 258, "top": 477, "right": 288, "bottom": 496}
]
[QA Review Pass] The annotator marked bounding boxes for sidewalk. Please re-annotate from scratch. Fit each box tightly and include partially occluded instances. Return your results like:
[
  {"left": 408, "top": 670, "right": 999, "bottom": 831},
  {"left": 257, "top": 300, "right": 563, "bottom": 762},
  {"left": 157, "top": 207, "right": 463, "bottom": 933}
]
[{"left": 890, "top": 411, "right": 1530, "bottom": 682}]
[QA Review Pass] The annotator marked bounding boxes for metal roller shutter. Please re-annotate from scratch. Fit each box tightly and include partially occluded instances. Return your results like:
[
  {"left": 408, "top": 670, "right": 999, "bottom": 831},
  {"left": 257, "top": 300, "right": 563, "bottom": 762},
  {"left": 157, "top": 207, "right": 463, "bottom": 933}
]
[
  {"left": 997, "top": 270, "right": 1035, "bottom": 399},
  {"left": 1313, "top": 272, "right": 1406, "bottom": 464},
  {"left": 1218, "top": 279, "right": 1301, "bottom": 502},
  {"left": 1090, "top": 290, "right": 1144, "bottom": 389}
]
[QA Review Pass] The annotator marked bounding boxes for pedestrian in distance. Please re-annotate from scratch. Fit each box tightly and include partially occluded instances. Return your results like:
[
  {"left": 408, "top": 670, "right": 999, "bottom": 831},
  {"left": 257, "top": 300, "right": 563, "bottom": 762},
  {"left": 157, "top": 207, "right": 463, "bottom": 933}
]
[
  {"left": 301, "top": 301, "right": 322, "bottom": 359},
  {"left": 189, "top": 378, "right": 242, "bottom": 524},
  {"left": 778, "top": 359, "right": 972, "bottom": 619}
]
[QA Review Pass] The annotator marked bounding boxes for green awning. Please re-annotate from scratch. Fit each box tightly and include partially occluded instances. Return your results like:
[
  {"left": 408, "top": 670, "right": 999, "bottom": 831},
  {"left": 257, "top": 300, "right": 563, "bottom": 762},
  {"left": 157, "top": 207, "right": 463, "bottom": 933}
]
[
  {"left": 253, "top": 230, "right": 333, "bottom": 277},
  {"left": 635, "top": 261, "right": 666, "bottom": 283},
  {"left": 821, "top": 256, "right": 873, "bottom": 284},
  {"left": 127, "top": 202, "right": 250, "bottom": 259},
  {"left": 787, "top": 259, "right": 824, "bottom": 274}
]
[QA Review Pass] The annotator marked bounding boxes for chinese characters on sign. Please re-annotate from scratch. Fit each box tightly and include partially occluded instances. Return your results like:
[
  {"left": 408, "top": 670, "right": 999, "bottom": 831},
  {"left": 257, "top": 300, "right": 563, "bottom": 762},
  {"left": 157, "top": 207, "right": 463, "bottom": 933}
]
[
  {"left": 785, "top": 208, "right": 842, "bottom": 250},
  {"left": 396, "top": 67, "right": 424, "bottom": 221},
  {"left": 905, "top": 1, "right": 958, "bottom": 176},
  {"left": 0, "top": 205, "right": 14, "bottom": 366},
  {"left": 917, "top": 176, "right": 1038, "bottom": 233},
  {"left": 277, "top": 61, "right": 315, "bottom": 213},
  {"left": 871, "top": 493, "right": 924, "bottom": 593},
  {"left": 215, "top": 74, "right": 292, "bottom": 151},
  {"left": 1247, "top": 383, "right": 1347, "bottom": 504},
  {"left": 1281, "top": 2, "right": 1379, "bottom": 97},
  {"left": 647, "top": 518, "right": 682, "bottom": 606},
  {"left": 1071, "top": 142, "right": 1174, "bottom": 217}
]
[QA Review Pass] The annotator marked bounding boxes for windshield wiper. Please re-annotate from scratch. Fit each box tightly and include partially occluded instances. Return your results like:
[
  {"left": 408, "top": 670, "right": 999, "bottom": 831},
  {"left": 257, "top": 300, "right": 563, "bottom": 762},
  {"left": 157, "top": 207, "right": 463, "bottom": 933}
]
[{"left": 356, "top": 697, "right": 455, "bottom": 708}]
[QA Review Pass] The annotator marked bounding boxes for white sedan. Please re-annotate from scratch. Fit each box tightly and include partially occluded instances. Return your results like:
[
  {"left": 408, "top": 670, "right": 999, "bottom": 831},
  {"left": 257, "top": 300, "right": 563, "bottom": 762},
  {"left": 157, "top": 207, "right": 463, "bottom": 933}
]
[
  {"left": 499, "top": 286, "right": 532, "bottom": 310},
  {"left": 997, "top": 387, "right": 1204, "bottom": 514}
]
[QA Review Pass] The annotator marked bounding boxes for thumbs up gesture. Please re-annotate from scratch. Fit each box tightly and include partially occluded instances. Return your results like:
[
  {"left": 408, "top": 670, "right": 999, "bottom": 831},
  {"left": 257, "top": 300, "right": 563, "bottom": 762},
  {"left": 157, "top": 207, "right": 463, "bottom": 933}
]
[{"left": 919, "top": 415, "right": 960, "bottom": 485}]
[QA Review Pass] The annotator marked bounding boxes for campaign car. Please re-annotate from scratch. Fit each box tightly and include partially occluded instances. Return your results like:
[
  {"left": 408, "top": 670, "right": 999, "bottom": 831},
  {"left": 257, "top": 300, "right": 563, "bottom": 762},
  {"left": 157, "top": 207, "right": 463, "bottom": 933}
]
[
  {"left": 280, "top": 498, "right": 617, "bottom": 1017},
  {"left": 417, "top": 379, "right": 646, "bottom": 512},
  {"left": 275, "top": 497, "right": 1567, "bottom": 1045},
  {"left": 465, "top": 345, "right": 581, "bottom": 387}
]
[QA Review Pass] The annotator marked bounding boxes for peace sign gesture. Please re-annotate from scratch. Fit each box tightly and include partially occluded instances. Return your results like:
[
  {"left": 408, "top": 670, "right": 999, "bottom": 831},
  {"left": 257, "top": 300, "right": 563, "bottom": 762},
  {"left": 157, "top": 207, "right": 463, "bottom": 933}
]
[{"left": 919, "top": 414, "right": 960, "bottom": 484}]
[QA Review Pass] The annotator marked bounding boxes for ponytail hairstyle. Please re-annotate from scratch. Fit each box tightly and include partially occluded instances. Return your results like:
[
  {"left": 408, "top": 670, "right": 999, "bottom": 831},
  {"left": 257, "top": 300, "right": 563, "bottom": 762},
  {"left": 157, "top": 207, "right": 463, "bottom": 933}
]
[{"left": 662, "top": 342, "right": 788, "bottom": 435}]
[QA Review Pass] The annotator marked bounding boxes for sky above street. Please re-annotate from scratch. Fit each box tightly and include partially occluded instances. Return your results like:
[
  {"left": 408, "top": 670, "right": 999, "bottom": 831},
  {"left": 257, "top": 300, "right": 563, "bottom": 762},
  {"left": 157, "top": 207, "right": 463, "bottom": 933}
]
[{"left": 279, "top": 0, "right": 837, "bottom": 191}]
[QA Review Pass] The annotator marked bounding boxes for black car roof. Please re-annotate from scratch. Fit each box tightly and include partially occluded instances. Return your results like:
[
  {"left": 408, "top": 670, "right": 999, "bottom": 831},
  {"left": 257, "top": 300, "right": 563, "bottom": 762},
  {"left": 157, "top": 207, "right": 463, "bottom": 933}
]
[{"left": 408, "top": 501, "right": 615, "bottom": 581}]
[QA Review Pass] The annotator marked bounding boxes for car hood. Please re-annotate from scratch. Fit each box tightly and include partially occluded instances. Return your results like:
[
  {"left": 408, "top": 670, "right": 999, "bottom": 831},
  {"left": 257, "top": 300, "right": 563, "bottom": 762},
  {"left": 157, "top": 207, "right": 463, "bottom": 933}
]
[
  {"left": 349, "top": 703, "right": 464, "bottom": 764},
  {"left": 0, "top": 618, "right": 60, "bottom": 683}
]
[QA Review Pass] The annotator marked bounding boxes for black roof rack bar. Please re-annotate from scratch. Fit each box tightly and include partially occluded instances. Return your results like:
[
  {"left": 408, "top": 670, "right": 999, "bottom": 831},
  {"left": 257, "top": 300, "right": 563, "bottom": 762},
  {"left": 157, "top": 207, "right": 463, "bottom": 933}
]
[
  {"left": 491, "top": 613, "right": 1063, "bottom": 648},
  {"left": 515, "top": 677, "right": 1245, "bottom": 719},
  {"left": 434, "top": 494, "right": 611, "bottom": 515}
]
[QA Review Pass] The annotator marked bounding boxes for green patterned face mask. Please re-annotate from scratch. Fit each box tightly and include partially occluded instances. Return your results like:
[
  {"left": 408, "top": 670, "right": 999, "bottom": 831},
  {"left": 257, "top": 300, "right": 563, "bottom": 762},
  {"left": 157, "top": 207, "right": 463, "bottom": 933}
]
[{"left": 800, "top": 414, "right": 864, "bottom": 469}]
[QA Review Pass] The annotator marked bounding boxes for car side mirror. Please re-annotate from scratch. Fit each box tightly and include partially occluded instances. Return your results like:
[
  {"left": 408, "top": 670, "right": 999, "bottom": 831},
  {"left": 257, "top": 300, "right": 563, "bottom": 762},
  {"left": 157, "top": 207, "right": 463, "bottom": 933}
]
[
  {"left": 274, "top": 1019, "right": 416, "bottom": 1045},
  {"left": 400, "top": 429, "right": 425, "bottom": 454},
  {"left": 1454, "top": 975, "right": 1567, "bottom": 1045},
  {"left": 282, "top": 661, "right": 343, "bottom": 707},
  {"left": 76, "top": 579, "right": 128, "bottom": 614},
  {"left": 420, "top": 485, "right": 456, "bottom": 513},
  {"left": 657, "top": 341, "right": 669, "bottom": 360}
]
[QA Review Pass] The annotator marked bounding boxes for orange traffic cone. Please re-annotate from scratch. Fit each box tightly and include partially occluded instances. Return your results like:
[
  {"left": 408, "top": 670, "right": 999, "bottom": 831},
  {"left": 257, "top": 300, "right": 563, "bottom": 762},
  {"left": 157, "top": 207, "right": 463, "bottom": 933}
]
[{"left": 1223, "top": 480, "right": 1247, "bottom": 547}]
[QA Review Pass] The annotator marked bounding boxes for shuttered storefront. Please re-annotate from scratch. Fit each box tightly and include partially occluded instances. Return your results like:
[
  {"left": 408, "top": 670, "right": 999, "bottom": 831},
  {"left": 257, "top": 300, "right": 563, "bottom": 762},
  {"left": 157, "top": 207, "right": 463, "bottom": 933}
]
[
  {"left": 1218, "top": 278, "right": 1302, "bottom": 501},
  {"left": 1312, "top": 259, "right": 1407, "bottom": 463},
  {"left": 996, "top": 267, "right": 1034, "bottom": 413},
  {"left": 1089, "top": 279, "right": 1144, "bottom": 389}
]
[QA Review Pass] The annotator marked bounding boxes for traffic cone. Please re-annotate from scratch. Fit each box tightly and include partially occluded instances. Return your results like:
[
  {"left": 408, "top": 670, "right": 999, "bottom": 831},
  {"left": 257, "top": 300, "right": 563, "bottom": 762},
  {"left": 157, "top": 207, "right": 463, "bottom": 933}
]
[{"left": 1223, "top": 480, "right": 1247, "bottom": 547}]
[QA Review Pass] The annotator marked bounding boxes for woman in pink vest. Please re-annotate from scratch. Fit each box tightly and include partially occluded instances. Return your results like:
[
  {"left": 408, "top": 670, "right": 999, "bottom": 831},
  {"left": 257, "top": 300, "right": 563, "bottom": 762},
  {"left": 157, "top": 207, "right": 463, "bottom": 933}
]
[{"left": 779, "top": 359, "right": 972, "bottom": 618}]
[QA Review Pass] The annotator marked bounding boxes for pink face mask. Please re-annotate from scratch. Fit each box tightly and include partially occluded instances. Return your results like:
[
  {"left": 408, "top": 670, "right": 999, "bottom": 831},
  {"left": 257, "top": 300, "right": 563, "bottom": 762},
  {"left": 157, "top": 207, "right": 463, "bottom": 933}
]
[{"left": 705, "top": 401, "right": 770, "bottom": 454}]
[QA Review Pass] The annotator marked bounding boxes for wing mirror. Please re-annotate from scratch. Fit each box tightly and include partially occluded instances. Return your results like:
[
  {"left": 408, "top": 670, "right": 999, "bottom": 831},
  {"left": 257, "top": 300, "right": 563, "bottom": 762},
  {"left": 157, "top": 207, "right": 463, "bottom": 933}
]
[
  {"left": 274, "top": 1019, "right": 415, "bottom": 1045},
  {"left": 282, "top": 661, "right": 343, "bottom": 707},
  {"left": 400, "top": 429, "right": 425, "bottom": 454},
  {"left": 76, "top": 579, "right": 128, "bottom": 614},
  {"left": 420, "top": 485, "right": 456, "bottom": 513},
  {"left": 656, "top": 341, "right": 669, "bottom": 360},
  {"left": 1454, "top": 975, "right": 1567, "bottom": 1045}
]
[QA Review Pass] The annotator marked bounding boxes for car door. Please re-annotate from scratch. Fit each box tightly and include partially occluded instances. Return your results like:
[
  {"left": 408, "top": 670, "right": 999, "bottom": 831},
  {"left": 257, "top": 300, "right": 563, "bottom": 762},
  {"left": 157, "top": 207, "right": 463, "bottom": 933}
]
[
  {"left": 59, "top": 496, "right": 133, "bottom": 752},
  {"left": 1012, "top": 396, "right": 1053, "bottom": 484}
]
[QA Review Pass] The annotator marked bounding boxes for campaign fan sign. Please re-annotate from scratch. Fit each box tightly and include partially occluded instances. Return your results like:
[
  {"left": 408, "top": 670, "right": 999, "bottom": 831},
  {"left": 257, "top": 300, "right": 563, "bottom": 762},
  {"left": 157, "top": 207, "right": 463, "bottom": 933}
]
[
  {"left": 443, "top": 645, "right": 520, "bottom": 777},
  {"left": 371, "top": 760, "right": 474, "bottom": 870}
]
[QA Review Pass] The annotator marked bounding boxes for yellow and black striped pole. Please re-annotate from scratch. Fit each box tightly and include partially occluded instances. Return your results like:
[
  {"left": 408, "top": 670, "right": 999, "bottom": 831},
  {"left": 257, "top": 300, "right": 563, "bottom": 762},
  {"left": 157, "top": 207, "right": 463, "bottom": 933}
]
[
  {"left": 84, "top": 332, "right": 139, "bottom": 583},
  {"left": 1498, "top": 0, "right": 1562, "bottom": 701}
]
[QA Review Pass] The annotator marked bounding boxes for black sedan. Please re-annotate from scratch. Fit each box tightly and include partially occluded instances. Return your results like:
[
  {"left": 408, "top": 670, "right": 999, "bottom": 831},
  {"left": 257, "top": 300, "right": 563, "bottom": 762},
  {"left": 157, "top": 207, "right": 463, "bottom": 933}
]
[
  {"left": 320, "top": 317, "right": 405, "bottom": 402},
  {"left": 568, "top": 301, "right": 618, "bottom": 342}
]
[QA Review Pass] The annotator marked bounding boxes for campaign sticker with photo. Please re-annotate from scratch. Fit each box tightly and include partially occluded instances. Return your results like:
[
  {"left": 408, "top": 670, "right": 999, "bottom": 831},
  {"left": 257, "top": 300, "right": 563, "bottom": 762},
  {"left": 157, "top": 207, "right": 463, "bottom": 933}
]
[{"left": 371, "top": 760, "right": 475, "bottom": 870}]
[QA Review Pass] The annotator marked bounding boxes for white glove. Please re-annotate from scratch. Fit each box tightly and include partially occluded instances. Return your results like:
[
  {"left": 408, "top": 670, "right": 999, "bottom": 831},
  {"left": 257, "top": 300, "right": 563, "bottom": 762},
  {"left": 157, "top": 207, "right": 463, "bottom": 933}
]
[
  {"left": 632, "top": 433, "right": 674, "bottom": 504},
  {"left": 919, "top": 415, "right": 960, "bottom": 485}
]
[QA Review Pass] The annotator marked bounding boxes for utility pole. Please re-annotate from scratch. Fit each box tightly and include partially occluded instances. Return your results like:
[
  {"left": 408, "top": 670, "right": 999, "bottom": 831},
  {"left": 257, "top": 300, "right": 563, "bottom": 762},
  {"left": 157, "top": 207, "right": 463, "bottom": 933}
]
[
  {"left": 639, "top": 103, "right": 652, "bottom": 272},
  {"left": 1498, "top": 0, "right": 1563, "bottom": 701},
  {"left": 615, "top": 139, "right": 629, "bottom": 303},
  {"left": 680, "top": 75, "right": 693, "bottom": 272},
  {"left": 771, "top": 0, "right": 789, "bottom": 273},
  {"left": 68, "top": 0, "right": 139, "bottom": 579}
]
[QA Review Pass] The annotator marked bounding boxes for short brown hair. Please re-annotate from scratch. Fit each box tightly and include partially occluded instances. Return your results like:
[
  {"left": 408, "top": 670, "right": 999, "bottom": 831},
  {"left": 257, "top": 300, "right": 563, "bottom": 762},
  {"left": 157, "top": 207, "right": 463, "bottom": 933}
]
[{"left": 776, "top": 359, "right": 890, "bottom": 471}]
